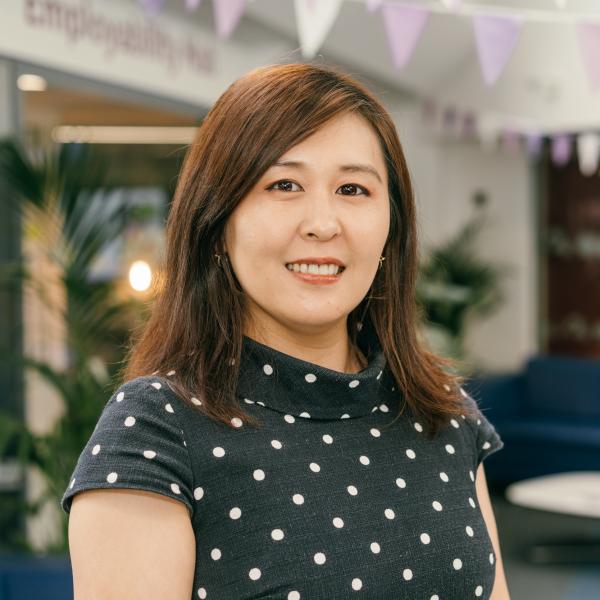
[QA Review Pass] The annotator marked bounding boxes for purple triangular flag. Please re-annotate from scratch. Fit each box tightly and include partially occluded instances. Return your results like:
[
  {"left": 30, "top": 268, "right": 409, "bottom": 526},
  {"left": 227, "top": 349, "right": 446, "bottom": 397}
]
[
  {"left": 381, "top": 3, "right": 430, "bottom": 71},
  {"left": 212, "top": 0, "right": 246, "bottom": 39},
  {"left": 421, "top": 98, "right": 437, "bottom": 124},
  {"left": 186, "top": 0, "right": 202, "bottom": 10},
  {"left": 577, "top": 22, "right": 600, "bottom": 92},
  {"left": 366, "top": 0, "right": 382, "bottom": 12},
  {"left": 443, "top": 106, "right": 458, "bottom": 130},
  {"left": 525, "top": 132, "right": 544, "bottom": 159},
  {"left": 472, "top": 14, "right": 523, "bottom": 86},
  {"left": 138, "top": 0, "right": 166, "bottom": 17},
  {"left": 461, "top": 111, "right": 477, "bottom": 138},
  {"left": 501, "top": 128, "right": 521, "bottom": 153},
  {"left": 551, "top": 134, "right": 572, "bottom": 167}
]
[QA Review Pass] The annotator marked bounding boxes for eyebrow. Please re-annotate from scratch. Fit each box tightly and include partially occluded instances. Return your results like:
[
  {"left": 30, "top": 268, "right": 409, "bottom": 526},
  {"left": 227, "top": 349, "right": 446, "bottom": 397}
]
[{"left": 270, "top": 160, "right": 383, "bottom": 184}]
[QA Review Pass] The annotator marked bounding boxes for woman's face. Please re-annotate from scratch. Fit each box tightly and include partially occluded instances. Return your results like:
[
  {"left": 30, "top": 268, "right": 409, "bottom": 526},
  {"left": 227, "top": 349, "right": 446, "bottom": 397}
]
[{"left": 223, "top": 111, "right": 390, "bottom": 337}]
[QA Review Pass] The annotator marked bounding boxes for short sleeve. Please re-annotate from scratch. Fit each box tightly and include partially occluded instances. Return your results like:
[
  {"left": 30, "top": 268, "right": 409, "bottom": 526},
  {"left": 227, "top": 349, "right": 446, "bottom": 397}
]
[
  {"left": 60, "top": 376, "right": 195, "bottom": 517},
  {"left": 459, "top": 385, "right": 504, "bottom": 467}
]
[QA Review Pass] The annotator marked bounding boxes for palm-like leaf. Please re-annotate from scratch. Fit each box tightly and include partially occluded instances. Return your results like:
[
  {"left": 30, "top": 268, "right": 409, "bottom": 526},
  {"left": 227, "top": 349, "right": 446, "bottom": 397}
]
[
  {"left": 417, "top": 214, "right": 510, "bottom": 356},
  {"left": 0, "top": 138, "right": 152, "bottom": 553}
]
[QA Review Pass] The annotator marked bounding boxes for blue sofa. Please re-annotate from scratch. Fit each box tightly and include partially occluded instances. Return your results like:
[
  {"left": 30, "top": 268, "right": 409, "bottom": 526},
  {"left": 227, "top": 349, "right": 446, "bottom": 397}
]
[
  {"left": 0, "top": 555, "right": 73, "bottom": 600},
  {"left": 464, "top": 354, "right": 600, "bottom": 490}
]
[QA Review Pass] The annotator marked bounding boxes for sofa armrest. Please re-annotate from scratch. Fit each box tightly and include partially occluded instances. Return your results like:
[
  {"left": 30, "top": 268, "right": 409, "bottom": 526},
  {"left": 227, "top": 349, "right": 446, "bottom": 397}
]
[{"left": 463, "top": 372, "right": 527, "bottom": 420}]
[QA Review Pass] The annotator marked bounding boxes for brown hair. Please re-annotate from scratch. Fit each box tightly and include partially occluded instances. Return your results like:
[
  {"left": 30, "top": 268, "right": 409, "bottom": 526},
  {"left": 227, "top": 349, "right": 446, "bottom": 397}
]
[{"left": 119, "top": 62, "right": 474, "bottom": 438}]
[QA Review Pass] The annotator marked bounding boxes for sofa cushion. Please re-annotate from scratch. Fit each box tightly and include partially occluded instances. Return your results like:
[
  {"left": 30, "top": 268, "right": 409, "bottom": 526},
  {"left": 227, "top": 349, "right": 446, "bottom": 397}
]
[
  {"left": 495, "top": 419, "right": 600, "bottom": 446},
  {"left": 525, "top": 355, "right": 600, "bottom": 419}
]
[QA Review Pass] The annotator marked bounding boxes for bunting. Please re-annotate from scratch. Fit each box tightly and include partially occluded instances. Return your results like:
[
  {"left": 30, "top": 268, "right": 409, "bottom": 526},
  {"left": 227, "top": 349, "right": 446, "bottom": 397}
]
[
  {"left": 576, "top": 132, "right": 600, "bottom": 175},
  {"left": 381, "top": 3, "right": 430, "bottom": 71},
  {"left": 213, "top": 0, "right": 247, "bottom": 40},
  {"left": 441, "top": 0, "right": 462, "bottom": 11},
  {"left": 365, "top": 0, "right": 382, "bottom": 12},
  {"left": 525, "top": 132, "right": 544, "bottom": 160},
  {"left": 138, "top": 0, "right": 166, "bottom": 17},
  {"left": 294, "top": 0, "right": 344, "bottom": 59},
  {"left": 135, "top": 2, "right": 600, "bottom": 97},
  {"left": 551, "top": 134, "right": 572, "bottom": 166},
  {"left": 471, "top": 14, "right": 523, "bottom": 86},
  {"left": 132, "top": 0, "right": 600, "bottom": 173},
  {"left": 185, "top": 0, "right": 202, "bottom": 10},
  {"left": 577, "top": 22, "right": 600, "bottom": 92}
]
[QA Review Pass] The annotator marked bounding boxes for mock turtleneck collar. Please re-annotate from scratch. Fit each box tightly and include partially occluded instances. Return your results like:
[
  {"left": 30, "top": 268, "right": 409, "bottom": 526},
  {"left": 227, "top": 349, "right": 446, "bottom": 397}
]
[{"left": 235, "top": 328, "right": 394, "bottom": 420}]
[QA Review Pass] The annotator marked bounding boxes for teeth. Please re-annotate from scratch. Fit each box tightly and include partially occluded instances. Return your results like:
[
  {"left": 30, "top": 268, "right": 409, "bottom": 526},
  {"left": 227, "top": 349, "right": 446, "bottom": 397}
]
[{"left": 286, "top": 263, "right": 342, "bottom": 275}]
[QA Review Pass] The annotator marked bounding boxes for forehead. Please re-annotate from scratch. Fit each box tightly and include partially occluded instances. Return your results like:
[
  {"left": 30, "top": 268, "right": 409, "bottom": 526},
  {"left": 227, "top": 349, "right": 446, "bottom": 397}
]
[
  {"left": 289, "top": 112, "right": 381, "bottom": 152},
  {"left": 272, "top": 113, "right": 387, "bottom": 178}
]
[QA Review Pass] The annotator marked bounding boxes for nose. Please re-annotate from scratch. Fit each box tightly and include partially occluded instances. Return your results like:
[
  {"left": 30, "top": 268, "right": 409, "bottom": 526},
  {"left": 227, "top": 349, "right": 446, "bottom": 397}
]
[{"left": 298, "top": 191, "right": 342, "bottom": 241}]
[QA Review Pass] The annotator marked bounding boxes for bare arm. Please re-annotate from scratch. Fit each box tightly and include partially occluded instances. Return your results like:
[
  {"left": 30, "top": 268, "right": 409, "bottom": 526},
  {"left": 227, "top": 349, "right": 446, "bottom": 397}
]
[
  {"left": 475, "top": 463, "right": 511, "bottom": 600},
  {"left": 68, "top": 488, "right": 196, "bottom": 600}
]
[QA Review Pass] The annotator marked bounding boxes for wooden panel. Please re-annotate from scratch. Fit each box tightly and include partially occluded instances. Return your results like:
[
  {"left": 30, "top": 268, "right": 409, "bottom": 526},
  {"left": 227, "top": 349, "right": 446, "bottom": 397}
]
[{"left": 545, "top": 154, "right": 600, "bottom": 357}]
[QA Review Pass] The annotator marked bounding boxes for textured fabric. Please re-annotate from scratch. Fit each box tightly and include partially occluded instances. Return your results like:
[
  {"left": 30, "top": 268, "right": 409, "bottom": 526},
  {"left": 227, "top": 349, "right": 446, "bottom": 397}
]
[{"left": 61, "top": 332, "right": 504, "bottom": 599}]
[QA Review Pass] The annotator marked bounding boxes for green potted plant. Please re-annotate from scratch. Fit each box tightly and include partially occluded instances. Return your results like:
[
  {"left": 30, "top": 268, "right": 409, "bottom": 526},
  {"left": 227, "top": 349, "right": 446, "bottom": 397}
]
[
  {"left": 417, "top": 213, "right": 509, "bottom": 368},
  {"left": 0, "top": 138, "right": 149, "bottom": 556}
]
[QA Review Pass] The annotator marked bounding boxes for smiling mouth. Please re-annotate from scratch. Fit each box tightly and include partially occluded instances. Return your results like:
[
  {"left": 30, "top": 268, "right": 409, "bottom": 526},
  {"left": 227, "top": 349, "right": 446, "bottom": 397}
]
[
  {"left": 284, "top": 264, "right": 346, "bottom": 276},
  {"left": 284, "top": 265, "right": 346, "bottom": 286}
]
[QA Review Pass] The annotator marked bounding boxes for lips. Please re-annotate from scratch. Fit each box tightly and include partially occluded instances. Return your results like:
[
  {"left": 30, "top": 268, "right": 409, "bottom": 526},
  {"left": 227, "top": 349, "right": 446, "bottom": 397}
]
[{"left": 284, "top": 263, "right": 345, "bottom": 283}]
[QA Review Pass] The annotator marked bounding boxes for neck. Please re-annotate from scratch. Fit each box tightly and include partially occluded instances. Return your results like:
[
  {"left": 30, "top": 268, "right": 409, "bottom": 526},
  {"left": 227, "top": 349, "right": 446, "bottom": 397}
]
[{"left": 244, "top": 318, "right": 367, "bottom": 375}]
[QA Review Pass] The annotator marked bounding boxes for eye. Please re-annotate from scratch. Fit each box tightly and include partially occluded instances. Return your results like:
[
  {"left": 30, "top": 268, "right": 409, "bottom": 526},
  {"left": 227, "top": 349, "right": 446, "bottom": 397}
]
[
  {"left": 266, "top": 180, "right": 303, "bottom": 192},
  {"left": 266, "top": 180, "right": 370, "bottom": 196},
  {"left": 339, "top": 183, "right": 370, "bottom": 196}
]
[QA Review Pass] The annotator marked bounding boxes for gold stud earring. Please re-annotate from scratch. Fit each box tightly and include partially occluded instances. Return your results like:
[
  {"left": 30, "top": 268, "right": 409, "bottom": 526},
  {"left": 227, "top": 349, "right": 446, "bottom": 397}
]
[{"left": 378, "top": 255, "right": 386, "bottom": 270}]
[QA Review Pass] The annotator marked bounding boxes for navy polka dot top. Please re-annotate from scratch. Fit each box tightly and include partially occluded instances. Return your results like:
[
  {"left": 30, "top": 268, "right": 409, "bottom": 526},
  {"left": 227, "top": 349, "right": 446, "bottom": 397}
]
[{"left": 61, "top": 332, "right": 504, "bottom": 599}]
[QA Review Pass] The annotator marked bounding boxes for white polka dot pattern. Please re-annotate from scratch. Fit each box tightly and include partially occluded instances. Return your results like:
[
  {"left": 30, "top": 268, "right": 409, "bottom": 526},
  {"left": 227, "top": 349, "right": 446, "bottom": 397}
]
[{"left": 60, "top": 338, "right": 503, "bottom": 599}]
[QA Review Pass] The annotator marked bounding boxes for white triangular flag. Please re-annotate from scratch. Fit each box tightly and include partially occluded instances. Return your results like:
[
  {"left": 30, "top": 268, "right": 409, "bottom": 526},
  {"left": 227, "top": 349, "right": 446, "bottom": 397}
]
[
  {"left": 441, "top": 0, "right": 462, "bottom": 10},
  {"left": 577, "top": 132, "right": 600, "bottom": 176},
  {"left": 476, "top": 113, "right": 501, "bottom": 152},
  {"left": 366, "top": 0, "right": 382, "bottom": 11},
  {"left": 294, "top": 0, "right": 344, "bottom": 59}
]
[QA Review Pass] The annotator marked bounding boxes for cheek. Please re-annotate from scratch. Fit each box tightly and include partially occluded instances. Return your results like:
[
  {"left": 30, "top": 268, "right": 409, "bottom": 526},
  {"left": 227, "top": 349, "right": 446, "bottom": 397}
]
[
  {"left": 348, "top": 206, "right": 390, "bottom": 251},
  {"left": 229, "top": 206, "right": 277, "bottom": 252},
  {"left": 227, "top": 209, "right": 292, "bottom": 282}
]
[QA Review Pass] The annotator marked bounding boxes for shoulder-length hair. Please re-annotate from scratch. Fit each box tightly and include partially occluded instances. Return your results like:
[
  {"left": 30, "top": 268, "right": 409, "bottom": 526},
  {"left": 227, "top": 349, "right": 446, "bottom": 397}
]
[{"left": 120, "top": 62, "right": 474, "bottom": 438}]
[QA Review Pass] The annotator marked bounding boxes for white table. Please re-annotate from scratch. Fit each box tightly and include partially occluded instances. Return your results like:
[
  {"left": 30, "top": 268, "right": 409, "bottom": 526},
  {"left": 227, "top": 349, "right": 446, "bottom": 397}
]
[
  {"left": 506, "top": 472, "right": 600, "bottom": 519},
  {"left": 505, "top": 472, "right": 600, "bottom": 564}
]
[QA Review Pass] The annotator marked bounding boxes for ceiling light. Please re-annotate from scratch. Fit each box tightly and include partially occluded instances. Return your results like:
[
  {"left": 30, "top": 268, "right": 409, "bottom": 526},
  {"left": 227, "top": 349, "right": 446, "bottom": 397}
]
[
  {"left": 17, "top": 74, "right": 47, "bottom": 92},
  {"left": 51, "top": 125, "right": 197, "bottom": 144}
]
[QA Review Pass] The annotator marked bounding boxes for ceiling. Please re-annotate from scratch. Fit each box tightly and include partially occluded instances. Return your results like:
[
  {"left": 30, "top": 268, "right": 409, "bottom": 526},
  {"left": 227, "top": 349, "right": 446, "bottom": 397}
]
[{"left": 243, "top": 0, "right": 600, "bottom": 134}]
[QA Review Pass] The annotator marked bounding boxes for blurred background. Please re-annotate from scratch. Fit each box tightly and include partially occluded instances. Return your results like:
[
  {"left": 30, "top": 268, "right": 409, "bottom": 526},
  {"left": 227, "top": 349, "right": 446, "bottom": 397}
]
[{"left": 0, "top": 1, "right": 599, "bottom": 598}]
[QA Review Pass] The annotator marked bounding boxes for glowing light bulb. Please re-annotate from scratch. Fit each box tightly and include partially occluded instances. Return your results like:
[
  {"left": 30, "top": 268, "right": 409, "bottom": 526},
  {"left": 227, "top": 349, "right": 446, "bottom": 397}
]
[
  {"left": 129, "top": 260, "right": 152, "bottom": 292},
  {"left": 17, "top": 74, "right": 47, "bottom": 91}
]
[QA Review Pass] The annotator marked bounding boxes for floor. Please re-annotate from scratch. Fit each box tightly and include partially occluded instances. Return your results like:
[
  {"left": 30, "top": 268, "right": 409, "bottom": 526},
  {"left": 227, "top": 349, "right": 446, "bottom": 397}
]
[{"left": 491, "top": 493, "right": 600, "bottom": 600}]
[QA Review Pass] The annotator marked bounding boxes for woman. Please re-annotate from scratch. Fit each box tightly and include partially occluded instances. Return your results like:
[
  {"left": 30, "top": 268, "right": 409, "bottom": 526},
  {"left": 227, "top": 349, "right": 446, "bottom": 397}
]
[{"left": 62, "top": 62, "right": 510, "bottom": 599}]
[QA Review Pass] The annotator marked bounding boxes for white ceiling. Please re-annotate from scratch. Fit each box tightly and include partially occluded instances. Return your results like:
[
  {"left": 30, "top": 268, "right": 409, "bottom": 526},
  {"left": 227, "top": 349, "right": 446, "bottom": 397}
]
[{"left": 243, "top": 0, "right": 600, "bottom": 134}]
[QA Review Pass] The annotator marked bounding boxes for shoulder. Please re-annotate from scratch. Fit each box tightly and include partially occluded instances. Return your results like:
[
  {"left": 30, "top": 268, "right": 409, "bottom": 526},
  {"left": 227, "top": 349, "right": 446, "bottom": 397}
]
[
  {"left": 456, "top": 384, "right": 504, "bottom": 467},
  {"left": 106, "top": 375, "right": 188, "bottom": 413},
  {"left": 61, "top": 374, "right": 196, "bottom": 516},
  {"left": 111, "top": 374, "right": 172, "bottom": 397}
]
